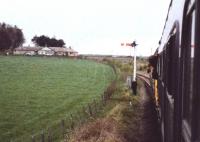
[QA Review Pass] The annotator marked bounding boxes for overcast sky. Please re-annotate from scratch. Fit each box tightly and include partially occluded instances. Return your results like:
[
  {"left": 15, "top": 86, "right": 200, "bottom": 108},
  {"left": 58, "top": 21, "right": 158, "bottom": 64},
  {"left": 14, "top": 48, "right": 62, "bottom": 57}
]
[{"left": 0, "top": 0, "right": 171, "bottom": 56}]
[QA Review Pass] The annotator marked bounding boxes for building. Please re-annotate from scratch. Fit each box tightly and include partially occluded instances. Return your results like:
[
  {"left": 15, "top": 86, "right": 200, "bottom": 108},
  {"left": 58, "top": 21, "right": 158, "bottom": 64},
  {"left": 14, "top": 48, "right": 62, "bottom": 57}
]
[
  {"left": 13, "top": 47, "right": 42, "bottom": 55},
  {"left": 49, "top": 47, "right": 67, "bottom": 56},
  {"left": 13, "top": 46, "right": 78, "bottom": 57},
  {"left": 65, "top": 48, "right": 78, "bottom": 57},
  {"left": 38, "top": 47, "right": 55, "bottom": 56}
]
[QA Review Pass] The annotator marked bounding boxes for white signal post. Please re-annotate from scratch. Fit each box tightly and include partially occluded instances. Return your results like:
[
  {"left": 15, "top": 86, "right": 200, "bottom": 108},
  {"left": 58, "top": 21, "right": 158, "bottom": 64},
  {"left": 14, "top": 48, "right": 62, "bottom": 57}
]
[
  {"left": 133, "top": 45, "right": 136, "bottom": 81},
  {"left": 121, "top": 41, "right": 138, "bottom": 94},
  {"left": 131, "top": 41, "right": 138, "bottom": 95}
]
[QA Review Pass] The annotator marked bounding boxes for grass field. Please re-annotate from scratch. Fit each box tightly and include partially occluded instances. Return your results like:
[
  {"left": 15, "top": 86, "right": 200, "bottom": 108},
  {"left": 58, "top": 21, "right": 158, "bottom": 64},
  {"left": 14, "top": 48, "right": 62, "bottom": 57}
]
[{"left": 0, "top": 56, "right": 115, "bottom": 142}]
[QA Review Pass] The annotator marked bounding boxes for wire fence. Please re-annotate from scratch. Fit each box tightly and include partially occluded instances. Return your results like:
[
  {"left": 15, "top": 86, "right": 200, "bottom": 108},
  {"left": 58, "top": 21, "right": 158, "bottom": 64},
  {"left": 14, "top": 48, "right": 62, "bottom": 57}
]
[{"left": 12, "top": 80, "right": 117, "bottom": 142}]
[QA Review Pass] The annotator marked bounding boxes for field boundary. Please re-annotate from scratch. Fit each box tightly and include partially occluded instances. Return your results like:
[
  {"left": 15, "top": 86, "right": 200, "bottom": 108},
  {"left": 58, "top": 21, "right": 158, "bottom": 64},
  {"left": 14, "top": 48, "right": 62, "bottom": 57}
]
[{"left": 28, "top": 81, "right": 117, "bottom": 142}]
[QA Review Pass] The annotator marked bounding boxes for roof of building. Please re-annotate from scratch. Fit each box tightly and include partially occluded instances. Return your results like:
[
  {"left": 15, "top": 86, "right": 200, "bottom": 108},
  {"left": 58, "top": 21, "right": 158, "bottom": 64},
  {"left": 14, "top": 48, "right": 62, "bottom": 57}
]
[
  {"left": 49, "top": 47, "right": 67, "bottom": 52},
  {"left": 66, "top": 48, "right": 78, "bottom": 53},
  {"left": 14, "top": 46, "right": 78, "bottom": 53},
  {"left": 49, "top": 47, "right": 78, "bottom": 53},
  {"left": 14, "top": 47, "right": 42, "bottom": 51},
  {"left": 39, "top": 47, "right": 53, "bottom": 51}
]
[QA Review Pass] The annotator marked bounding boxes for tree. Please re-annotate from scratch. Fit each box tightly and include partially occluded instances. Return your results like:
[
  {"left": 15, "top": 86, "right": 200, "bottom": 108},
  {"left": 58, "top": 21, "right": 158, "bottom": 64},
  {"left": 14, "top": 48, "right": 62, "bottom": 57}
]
[
  {"left": 32, "top": 35, "right": 49, "bottom": 47},
  {"left": 49, "top": 37, "right": 57, "bottom": 47},
  {"left": 0, "top": 28, "right": 12, "bottom": 51},
  {"left": 7, "top": 26, "right": 25, "bottom": 51},
  {"left": 31, "top": 35, "right": 65, "bottom": 47},
  {"left": 0, "top": 22, "right": 25, "bottom": 52},
  {"left": 57, "top": 39, "right": 65, "bottom": 47}
]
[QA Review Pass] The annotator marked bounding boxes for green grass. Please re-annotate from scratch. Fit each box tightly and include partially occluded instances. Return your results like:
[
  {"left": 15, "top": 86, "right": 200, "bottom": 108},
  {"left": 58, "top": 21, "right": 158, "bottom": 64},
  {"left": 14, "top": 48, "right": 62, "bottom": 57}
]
[{"left": 0, "top": 56, "right": 115, "bottom": 142}]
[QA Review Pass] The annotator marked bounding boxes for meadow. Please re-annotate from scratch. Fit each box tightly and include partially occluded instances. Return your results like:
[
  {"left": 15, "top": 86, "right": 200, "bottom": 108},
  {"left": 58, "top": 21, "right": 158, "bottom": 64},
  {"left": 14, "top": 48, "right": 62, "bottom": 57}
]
[{"left": 0, "top": 56, "right": 115, "bottom": 142}]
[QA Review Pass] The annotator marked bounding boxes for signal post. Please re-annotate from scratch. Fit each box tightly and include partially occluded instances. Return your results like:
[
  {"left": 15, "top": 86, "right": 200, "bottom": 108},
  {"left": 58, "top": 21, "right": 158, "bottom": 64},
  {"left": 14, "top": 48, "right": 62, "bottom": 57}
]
[{"left": 121, "top": 41, "right": 138, "bottom": 95}]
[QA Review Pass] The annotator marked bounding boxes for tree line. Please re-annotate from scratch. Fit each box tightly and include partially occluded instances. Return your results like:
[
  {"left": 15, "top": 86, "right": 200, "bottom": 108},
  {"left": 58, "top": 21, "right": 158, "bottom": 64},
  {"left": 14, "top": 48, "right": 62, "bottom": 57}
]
[
  {"left": 0, "top": 23, "right": 25, "bottom": 52},
  {"left": 0, "top": 22, "right": 66, "bottom": 53},
  {"left": 32, "top": 35, "right": 65, "bottom": 47}
]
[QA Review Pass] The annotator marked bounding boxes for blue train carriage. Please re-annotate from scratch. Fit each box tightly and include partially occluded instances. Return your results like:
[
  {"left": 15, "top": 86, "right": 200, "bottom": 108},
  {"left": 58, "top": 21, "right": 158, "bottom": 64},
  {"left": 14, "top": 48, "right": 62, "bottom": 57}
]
[{"left": 148, "top": 0, "right": 200, "bottom": 142}]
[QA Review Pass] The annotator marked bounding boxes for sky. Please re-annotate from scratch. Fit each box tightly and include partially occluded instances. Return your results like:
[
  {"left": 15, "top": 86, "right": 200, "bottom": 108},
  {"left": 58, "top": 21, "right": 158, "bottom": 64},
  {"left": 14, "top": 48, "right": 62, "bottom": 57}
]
[{"left": 0, "top": 0, "right": 171, "bottom": 56}]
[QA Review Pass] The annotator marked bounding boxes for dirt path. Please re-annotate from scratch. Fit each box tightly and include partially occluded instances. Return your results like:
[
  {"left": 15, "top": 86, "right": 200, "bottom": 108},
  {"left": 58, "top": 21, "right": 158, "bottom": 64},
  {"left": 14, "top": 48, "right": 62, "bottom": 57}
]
[{"left": 138, "top": 81, "right": 161, "bottom": 142}]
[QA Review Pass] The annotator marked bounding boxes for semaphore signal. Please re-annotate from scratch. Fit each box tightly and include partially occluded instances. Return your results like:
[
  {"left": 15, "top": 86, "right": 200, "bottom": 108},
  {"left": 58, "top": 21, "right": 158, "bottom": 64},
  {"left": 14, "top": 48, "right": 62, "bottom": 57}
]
[
  {"left": 121, "top": 41, "right": 138, "bottom": 47},
  {"left": 121, "top": 40, "right": 138, "bottom": 95}
]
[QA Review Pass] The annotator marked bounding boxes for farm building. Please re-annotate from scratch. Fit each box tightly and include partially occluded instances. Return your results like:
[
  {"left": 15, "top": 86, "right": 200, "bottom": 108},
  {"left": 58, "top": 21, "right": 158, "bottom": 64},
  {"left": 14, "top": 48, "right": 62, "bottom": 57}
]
[
  {"left": 38, "top": 47, "right": 55, "bottom": 56},
  {"left": 65, "top": 48, "right": 78, "bottom": 57},
  {"left": 13, "top": 46, "right": 78, "bottom": 56},
  {"left": 49, "top": 47, "right": 78, "bottom": 56},
  {"left": 13, "top": 47, "right": 42, "bottom": 55}
]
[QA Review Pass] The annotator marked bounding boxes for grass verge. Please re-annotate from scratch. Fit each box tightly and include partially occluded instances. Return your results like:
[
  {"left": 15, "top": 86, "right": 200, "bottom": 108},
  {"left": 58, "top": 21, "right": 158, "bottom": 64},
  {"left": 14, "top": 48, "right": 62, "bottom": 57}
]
[{"left": 67, "top": 80, "right": 142, "bottom": 142}]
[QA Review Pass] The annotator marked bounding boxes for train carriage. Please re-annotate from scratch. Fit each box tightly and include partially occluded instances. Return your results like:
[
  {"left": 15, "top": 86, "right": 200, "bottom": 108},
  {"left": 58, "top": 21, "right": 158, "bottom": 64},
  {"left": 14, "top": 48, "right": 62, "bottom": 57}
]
[{"left": 149, "top": 0, "right": 200, "bottom": 142}]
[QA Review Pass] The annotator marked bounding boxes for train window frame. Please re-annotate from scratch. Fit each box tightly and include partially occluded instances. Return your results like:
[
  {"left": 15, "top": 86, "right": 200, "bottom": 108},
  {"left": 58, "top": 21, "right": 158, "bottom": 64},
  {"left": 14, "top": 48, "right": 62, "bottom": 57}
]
[
  {"left": 157, "top": 55, "right": 161, "bottom": 77},
  {"left": 161, "top": 53, "right": 163, "bottom": 80},
  {"left": 165, "top": 26, "right": 177, "bottom": 97},
  {"left": 161, "top": 52, "right": 164, "bottom": 83},
  {"left": 160, "top": 55, "right": 162, "bottom": 78},
  {"left": 160, "top": 52, "right": 164, "bottom": 81},
  {"left": 181, "top": 2, "right": 196, "bottom": 140},
  {"left": 194, "top": 0, "right": 200, "bottom": 140},
  {"left": 157, "top": 57, "right": 160, "bottom": 76},
  {"left": 163, "top": 48, "right": 167, "bottom": 84}
]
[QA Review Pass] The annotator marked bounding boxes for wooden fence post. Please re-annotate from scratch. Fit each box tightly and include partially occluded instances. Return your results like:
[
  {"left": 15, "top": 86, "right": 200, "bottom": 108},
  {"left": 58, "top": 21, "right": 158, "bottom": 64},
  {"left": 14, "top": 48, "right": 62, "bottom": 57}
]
[
  {"left": 101, "top": 94, "right": 104, "bottom": 105},
  {"left": 61, "top": 119, "right": 65, "bottom": 139},
  {"left": 82, "top": 105, "right": 86, "bottom": 115},
  {"left": 41, "top": 131, "right": 45, "bottom": 142},
  {"left": 77, "top": 110, "right": 84, "bottom": 124},
  {"left": 93, "top": 99, "right": 97, "bottom": 115},
  {"left": 81, "top": 105, "right": 87, "bottom": 122},
  {"left": 88, "top": 103, "right": 92, "bottom": 116},
  {"left": 47, "top": 128, "right": 52, "bottom": 142},
  {"left": 103, "top": 93, "right": 106, "bottom": 104},
  {"left": 70, "top": 114, "right": 74, "bottom": 129},
  {"left": 104, "top": 91, "right": 108, "bottom": 101},
  {"left": 32, "top": 135, "right": 36, "bottom": 142},
  {"left": 75, "top": 111, "right": 80, "bottom": 126}
]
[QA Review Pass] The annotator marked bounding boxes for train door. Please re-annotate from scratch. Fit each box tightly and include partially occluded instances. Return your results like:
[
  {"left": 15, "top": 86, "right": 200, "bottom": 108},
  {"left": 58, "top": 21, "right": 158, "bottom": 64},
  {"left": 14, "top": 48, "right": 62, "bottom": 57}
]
[
  {"left": 157, "top": 51, "right": 165, "bottom": 142},
  {"left": 164, "top": 26, "right": 178, "bottom": 142},
  {"left": 192, "top": 0, "right": 200, "bottom": 141},
  {"left": 181, "top": 0, "right": 196, "bottom": 141}
]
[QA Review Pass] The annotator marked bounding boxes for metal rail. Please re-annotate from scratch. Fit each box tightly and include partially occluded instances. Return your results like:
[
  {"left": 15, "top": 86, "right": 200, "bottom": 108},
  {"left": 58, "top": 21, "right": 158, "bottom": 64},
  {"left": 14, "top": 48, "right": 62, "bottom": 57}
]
[
  {"left": 137, "top": 73, "right": 161, "bottom": 122},
  {"left": 136, "top": 73, "right": 151, "bottom": 87}
]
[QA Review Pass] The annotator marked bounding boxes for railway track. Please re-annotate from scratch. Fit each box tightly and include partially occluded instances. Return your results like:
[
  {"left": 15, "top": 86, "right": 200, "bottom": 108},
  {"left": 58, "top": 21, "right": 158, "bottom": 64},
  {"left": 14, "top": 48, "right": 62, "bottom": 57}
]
[
  {"left": 137, "top": 73, "right": 161, "bottom": 123},
  {"left": 136, "top": 73, "right": 161, "bottom": 142},
  {"left": 137, "top": 73, "right": 151, "bottom": 87}
]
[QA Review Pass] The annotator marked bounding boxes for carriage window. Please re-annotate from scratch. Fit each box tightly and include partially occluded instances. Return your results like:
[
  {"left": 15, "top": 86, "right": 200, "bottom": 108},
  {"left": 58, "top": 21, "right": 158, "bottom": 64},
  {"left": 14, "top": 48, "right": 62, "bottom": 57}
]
[
  {"left": 161, "top": 53, "right": 164, "bottom": 81},
  {"left": 160, "top": 55, "right": 162, "bottom": 79},
  {"left": 166, "top": 31, "right": 176, "bottom": 96},
  {"left": 160, "top": 57, "right": 162, "bottom": 77},
  {"left": 163, "top": 50, "right": 167, "bottom": 83},
  {"left": 198, "top": 111, "right": 200, "bottom": 140},
  {"left": 182, "top": 9, "right": 195, "bottom": 128},
  {"left": 157, "top": 57, "right": 161, "bottom": 76},
  {"left": 160, "top": 54, "right": 162, "bottom": 80},
  {"left": 157, "top": 58, "right": 159, "bottom": 76}
]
